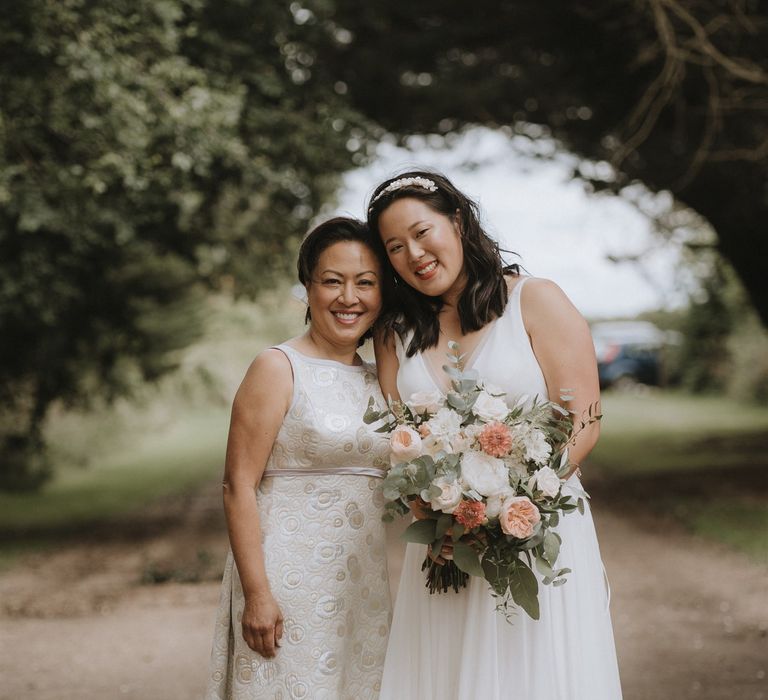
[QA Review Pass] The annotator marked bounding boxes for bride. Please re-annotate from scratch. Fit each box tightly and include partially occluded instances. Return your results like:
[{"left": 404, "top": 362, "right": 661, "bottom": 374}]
[{"left": 366, "top": 171, "right": 623, "bottom": 699}]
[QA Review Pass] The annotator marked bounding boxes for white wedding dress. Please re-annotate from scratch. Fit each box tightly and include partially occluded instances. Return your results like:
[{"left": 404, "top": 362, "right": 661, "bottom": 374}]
[
  {"left": 206, "top": 345, "right": 392, "bottom": 700},
  {"left": 380, "top": 278, "right": 623, "bottom": 700}
]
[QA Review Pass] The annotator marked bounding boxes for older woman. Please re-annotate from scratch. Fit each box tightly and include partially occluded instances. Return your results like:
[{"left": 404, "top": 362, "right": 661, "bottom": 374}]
[{"left": 206, "top": 217, "right": 392, "bottom": 700}]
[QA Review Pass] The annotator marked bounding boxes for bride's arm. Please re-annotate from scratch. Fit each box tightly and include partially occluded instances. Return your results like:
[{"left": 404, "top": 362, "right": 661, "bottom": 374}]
[
  {"left": 222, "top": 348, "right": 292, "bottom": 658},
  {"left": 520, "top": 278, "right": 601, "bottom": 472},
  {"left": 373, "top": 329, "right": 401, "bottom": 402}
]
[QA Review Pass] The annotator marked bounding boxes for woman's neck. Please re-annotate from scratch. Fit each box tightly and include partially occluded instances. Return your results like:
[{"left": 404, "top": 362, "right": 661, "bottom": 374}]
[{"left": 297, "top": 329, "right": 361, "bottom": 365}]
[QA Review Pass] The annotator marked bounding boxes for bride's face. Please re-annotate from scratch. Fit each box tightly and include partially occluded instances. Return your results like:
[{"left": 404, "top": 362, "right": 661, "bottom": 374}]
[
  {"left": 377, "top": 198, "right": 465, "bottom": 299},
  {"left": 306, "top": 241, "right": 383, "bottom": 346}
]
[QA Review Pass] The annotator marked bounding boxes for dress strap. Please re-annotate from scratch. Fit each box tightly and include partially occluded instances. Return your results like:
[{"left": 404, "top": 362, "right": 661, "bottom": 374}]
[{"left": 262, "top": 465, "right": 387, "bottom": 479}]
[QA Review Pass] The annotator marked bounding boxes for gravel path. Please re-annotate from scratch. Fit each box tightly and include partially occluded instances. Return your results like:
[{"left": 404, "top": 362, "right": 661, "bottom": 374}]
[{"left": 1, "top": 485, "right": 766, "bottom": 700}]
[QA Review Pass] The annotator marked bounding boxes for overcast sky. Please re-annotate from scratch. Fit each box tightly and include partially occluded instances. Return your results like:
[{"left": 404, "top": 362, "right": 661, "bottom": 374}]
[{"left": 333, "top": 128, "right": 689, "bottom": 319}]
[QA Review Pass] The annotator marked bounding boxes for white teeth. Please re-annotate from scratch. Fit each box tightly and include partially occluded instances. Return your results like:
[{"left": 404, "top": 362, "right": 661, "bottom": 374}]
[
  {"left": 334, "top": 312, "right": 359, "bottom": 320},
  {"left": 416, "top": 261, "right": 437, "bottom": 276}
]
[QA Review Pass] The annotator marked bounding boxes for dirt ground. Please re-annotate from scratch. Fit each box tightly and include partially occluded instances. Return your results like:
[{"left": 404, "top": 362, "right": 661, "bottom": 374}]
[{"left": 1, "top": 482, "right": 766, "bottom": 700}]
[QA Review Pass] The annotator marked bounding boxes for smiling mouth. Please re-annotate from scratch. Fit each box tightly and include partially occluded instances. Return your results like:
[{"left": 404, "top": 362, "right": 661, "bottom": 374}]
[
  {"left": 414, "top": 260, "right": 438, "bottom": 277},
  {"left": 332, "top": 311, "right": 363, "bottom": 324}
]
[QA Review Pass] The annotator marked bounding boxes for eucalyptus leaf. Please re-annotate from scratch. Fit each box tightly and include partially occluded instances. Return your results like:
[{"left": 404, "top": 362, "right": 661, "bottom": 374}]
[
  {"left": 508, "top": 561, "right": 540, "bottom": 620},
  {"left": 535, "top": 555, "right": 554, "bottom": 577},
  {"left": 435, "top": 513, "right": 453, "bottom": 539},
  {"left": 453, "top": 542, "right": 484, "bottom": 577},
  {"left": 543, "top": 531, "right": 561, "bottom": 565},
  {"left": 401, "top": 519, "right": 437, "bottom": 544}
]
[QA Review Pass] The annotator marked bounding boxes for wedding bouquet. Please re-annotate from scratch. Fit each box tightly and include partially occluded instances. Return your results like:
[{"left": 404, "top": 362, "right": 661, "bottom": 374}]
[{"left": 364, "top": 342, "right": 600, "bottom": 621}]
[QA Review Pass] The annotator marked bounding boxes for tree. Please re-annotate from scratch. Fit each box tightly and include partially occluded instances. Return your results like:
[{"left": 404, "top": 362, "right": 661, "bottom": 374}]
[
  {"left": 0, "top": 0, "right": 371, "bottom": 489},
  {"left": 316, "top": 0, "right": 768, "bottom": 323}
]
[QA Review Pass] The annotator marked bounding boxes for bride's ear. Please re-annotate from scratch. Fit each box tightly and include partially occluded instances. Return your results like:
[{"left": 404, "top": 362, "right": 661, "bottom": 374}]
[{"left": 453, "top": 209, "right": 462, "bottom": 235}]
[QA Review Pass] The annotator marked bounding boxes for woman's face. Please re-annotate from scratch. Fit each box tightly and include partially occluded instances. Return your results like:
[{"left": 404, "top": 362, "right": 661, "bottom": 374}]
[
  {"left": 377, "top": 197, "right": 465, "bottom": 299},
  {"left": 306, "top": 240, "right": 383, "bottom": 347}
]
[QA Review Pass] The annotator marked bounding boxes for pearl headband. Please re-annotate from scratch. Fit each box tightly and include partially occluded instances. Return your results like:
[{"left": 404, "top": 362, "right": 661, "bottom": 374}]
[{"left": 368, "top": 177, "right": 438, "bottom": 212}]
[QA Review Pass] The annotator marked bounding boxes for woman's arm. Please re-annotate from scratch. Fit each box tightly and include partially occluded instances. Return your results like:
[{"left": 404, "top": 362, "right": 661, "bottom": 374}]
[
  {"left": 373, "top": 329, "right": 401, "bottom": 403},
  {"left": 222, "top": 348, "right": 293, "bottom": 658},
  {"left": 521, "top": 278, "right": 601, "bottom": 471}
]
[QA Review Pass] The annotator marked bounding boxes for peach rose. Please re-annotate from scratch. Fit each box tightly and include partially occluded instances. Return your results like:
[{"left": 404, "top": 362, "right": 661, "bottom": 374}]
[
  {"left": 390, "top": 425, "right": 423, "bottom": 466},
  {"left": 499, "top": 496, "right": 541, "bottom": 539}
]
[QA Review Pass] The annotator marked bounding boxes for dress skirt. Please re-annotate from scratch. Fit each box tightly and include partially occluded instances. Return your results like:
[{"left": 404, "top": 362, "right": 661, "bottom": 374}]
[
  {"left": 206, "top": 474, "right": 391, "bottom": 700},
  {"left": 379, "top": 475, "right": 623, "bottom": 700}
]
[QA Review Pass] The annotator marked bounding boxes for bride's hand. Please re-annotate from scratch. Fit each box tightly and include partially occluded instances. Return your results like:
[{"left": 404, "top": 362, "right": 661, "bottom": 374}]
[
  {"left": 241, "top": 593, "right": 284, "bottom": 658},
  {"left": 427, "top": 526, "right": 454, "bottom": 564}
]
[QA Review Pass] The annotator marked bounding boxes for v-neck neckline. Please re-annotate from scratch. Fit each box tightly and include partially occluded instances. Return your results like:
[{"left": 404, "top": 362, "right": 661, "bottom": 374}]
[{"left": 417, "top": 313, "right": 502, "bottom": 395}]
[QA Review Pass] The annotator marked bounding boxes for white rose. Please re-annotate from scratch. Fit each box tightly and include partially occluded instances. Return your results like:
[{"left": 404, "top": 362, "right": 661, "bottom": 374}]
[
  {"left": 530, "top": 466, "right": 561, "bottom": 498},
  {"left": 472, "top": 391, "right": 510, "bottom": 422},
  {"left": 424, "top": 407, "right": 463, "bottom": 441},
  {"left": 420, "top": 434, "right": 445, "bottom": 458},
  {"left": 482, "top": 381, "right": 505, "bottom": 396},
  {"left": 523, "top": 427, "right": 552, "bottom": 466},
  {"left": 504, "top": 457, "right": 529, "bottom": 480},
  {"left": 484, "top": 487, "right": 515, "bottom": 520},
  {"left": 460, "top": 450, "right": 510, "bottom": 497},
  {"left": 389, "top": 425, "right": 423, "bottom": 466},
  {"left": 429, "top": 477, "right": 463, "bottom": 513},
  {"left": 406, "top": 390, "right": 443, "bottom": 415},
  {"left": 450, "top": 430, "right": 473, "bottom": 454}
]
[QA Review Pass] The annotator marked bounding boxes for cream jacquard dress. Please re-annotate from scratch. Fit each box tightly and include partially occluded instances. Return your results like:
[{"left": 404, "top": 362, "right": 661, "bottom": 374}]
[{"left": 206, "top": 344, "right": 392, "bottom": 700}]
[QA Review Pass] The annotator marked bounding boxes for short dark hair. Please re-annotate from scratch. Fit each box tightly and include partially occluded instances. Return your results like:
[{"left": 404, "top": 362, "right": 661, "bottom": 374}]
[
  {"left": 297, "top": 216, "right": 389, "bottom": 343},
  {"left": 366, "top": 170, "right": 519, "bottom": 356}
]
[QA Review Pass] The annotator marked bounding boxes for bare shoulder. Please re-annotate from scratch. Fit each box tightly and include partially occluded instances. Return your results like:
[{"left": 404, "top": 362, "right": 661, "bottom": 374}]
[
  {"left": 234, "top": 347, "right": 293, "bottom": 414},
  {"left": 373, "top": 325, "right": 398, "bottom": 353},
  {"left": 518, "top": 277, "right": 587, "bottom": 333}
]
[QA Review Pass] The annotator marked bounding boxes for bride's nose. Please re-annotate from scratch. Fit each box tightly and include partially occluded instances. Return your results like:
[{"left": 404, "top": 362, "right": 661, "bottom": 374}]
[{"left": 406, "top": 240, "right": 425, "bottom": 262}]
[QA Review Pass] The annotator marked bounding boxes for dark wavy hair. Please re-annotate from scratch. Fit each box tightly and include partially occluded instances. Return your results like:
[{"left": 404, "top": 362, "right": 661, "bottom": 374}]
[
  {"left": 297, "top": 216, "right": 390, "bottom": 345},
  {"left": 366, "top": 170, "right": 519, "bottom": 356}
]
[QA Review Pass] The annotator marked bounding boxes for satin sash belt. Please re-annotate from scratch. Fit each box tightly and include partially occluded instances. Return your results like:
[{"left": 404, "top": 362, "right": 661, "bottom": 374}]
[{"left": 262, "top": 466, "right": 387, "bottom": 479}]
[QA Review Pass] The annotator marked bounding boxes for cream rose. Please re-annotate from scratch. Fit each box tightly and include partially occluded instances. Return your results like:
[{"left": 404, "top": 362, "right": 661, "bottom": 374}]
[
  {"left": 472, "top": 391, "right": 510, "bottom": 422},
  {"left": 406, "top": 390, "right": 443, "bottom": 415},
  {"left": 390, "top": 425, "right": 423, "bottom": 466},
  {"left": 530, "top": 466, "right": 561, "bottom": 498},
  {"left": 460, "top": 450, "right": 510, "bottom": 497},
  {"left": 429, "top": 477, "right": 463, "bottom": 513},
  {"left": 499, "top": 495, "right": 541, "bottom": 539},
  {"left": 484, "top": 487, "right": 515, "bottom": 520}
]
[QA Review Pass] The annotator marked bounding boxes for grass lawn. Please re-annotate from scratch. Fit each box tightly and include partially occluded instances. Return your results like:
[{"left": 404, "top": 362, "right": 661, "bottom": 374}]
[
  {"left": 590, "top": 390, "right": 768, "bottom": 565},
  {"left": 0, "top": 409, "right": 229, "bottom": 535},
  {"left": 592, "top": 390, "right": 768, "bottom": 475}
]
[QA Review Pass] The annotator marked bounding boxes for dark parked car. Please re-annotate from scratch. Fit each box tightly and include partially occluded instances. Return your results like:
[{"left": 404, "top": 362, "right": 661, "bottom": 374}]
[{"left": 591, "top": 321, "right": 672, "bottom": 389}]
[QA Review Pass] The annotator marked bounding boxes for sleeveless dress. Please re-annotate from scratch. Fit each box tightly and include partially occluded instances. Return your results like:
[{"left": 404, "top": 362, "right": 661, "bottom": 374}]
[
  {"left": 206, "top": 345, "right": 392, "bottom": 700},
  {"left": 380, "top": 278, "right": 623, "bottom": 700}
]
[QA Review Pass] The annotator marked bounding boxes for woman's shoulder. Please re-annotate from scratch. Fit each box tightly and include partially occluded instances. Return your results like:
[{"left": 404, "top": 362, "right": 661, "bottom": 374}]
[
  {"left": 234, "top": 345, "right": 294, "bottom": 407},
  {"left": 512, "top": 277, "right": 585, "bottom": 331}
]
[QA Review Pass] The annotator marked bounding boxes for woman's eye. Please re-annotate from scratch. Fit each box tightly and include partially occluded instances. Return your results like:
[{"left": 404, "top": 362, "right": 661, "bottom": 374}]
[
  {"left": 388, "top": 245, "right": 402, "bottom": 254},
  {"left": 323, "top": 279, "right": 341, "bottom": 286},
  {"left": 358, "top": 279, "right": 376, "bottom": 287},
  {"left": 416, "top": 228, "right": 428, "bottom": 238}
]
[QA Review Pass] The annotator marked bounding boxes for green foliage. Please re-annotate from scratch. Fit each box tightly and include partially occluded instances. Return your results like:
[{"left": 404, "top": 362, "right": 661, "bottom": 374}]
[
  {"left": 321, "top": 0, "right": 768, "bottom": 325},
  {"left": 672, "top": 261, "right": 768, "bottom": 402},
  {"left": 0, "top": 0, "right": 372, "bottom": 489}
]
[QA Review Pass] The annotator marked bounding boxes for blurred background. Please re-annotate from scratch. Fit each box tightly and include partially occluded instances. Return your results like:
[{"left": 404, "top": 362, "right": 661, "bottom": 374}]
[{"left": 0, "top": 2, "right": 766, "bottom": 699}]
